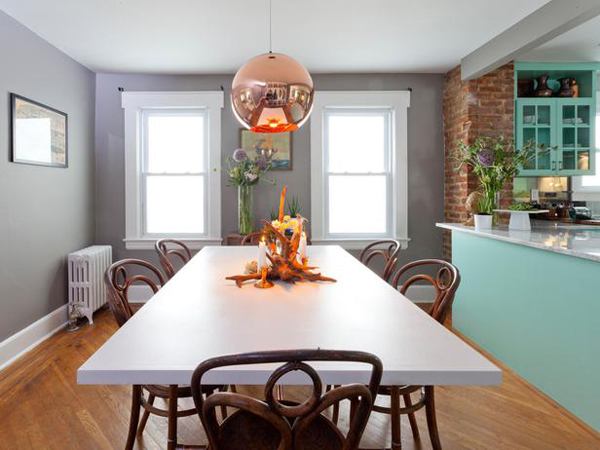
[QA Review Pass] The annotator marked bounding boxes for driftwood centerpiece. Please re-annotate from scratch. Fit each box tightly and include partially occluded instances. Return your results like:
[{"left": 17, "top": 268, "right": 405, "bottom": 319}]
[{"left": 226, "top": 188, "right": 336, "bottom": 288}]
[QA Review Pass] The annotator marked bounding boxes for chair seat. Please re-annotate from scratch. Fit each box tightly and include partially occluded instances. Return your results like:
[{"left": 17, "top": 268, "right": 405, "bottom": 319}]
[
  {"left": 143, "top": 384, "right": 223, "bottom": 399},
  {"left": 377, "top": 384, "right": 422, "bottom": 396},
  {"left": 216, "top": 410, "right": 344, "bottom": 450}
]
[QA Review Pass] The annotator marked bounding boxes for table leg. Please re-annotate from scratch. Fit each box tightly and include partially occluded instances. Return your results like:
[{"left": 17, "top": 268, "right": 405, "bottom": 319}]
[
  {"left": 391, "top": 386, "right": 402, "bottom": 449},
  {"left": 125, "top": 385, "right": 141, "bottom": 450},
  {"left": 167, "top": 384, "right": 178, "bottom": 450}
]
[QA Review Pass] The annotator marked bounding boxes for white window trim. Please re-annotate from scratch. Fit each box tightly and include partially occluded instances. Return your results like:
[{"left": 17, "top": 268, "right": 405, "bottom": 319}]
[
  {"left": 310, "top": 91, "right": 411, "bottom": 250},
  {"left": 122, "top": 91, "right": 223, "bottom": 250},
  {"left": 572, "top": 102, "right": 600, "bottom": 198}
]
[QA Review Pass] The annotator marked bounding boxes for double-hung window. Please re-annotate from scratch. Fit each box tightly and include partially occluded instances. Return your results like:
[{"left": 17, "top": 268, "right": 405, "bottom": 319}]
[
  {"left": 573, "top": 111, "right": 600, "bottom": 199},
  {"left": 142, "top": 109, "right": 207, "bottom": 235},
  {"left": 122, "top": 92, "right": 223, "bottom": 249},
  {"left": 311, "top": 91, "right": 410, "bottom": 249},
  {"left": 324, "top": 109, "right": 392, "bottom": 235}
]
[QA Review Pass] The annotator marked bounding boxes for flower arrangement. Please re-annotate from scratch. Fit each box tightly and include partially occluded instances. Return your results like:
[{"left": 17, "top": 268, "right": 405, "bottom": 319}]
[
  {"left": 225, "top": 148, "right": 276, "bottom": 234},
  {"left": 454, "top": 137, "right": 541, "bottom": 215},
  {"left": 271, "top": 216, "right": 300, "bottom": 236},
  {"left": 225, "top": 148, "right": 275, "bottom": 187},
  {"left": 226, "top": 187, "right": 334, "bottom": 288}
]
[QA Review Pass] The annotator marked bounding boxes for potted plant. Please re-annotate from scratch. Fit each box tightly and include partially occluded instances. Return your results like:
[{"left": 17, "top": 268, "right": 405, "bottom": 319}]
[
  {"left": 454, "top": 136, "right": 540, "bottom": 230},
  {"left": 266, "top": 195, "right": 304, "bottom": 238},
  {"left": 225, "top": 148, "right": 275, "bottom": 235}
]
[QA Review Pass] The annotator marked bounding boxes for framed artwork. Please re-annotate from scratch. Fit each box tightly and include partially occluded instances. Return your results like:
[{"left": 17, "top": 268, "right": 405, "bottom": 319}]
[
  {"left": 240, "top": 129, "right": 292, "bottom": 170},
  {"left": 11, "top": 93, "right": 68, "bottom": 168}
]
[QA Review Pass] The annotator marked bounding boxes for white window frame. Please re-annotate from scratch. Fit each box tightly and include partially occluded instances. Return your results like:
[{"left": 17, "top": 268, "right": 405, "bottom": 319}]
[
  {"left": 310, "top": 91, "right": 410, "bottom": 250},
  {"left": 122, "top": 92, "right": 223, "bottom": 250}
]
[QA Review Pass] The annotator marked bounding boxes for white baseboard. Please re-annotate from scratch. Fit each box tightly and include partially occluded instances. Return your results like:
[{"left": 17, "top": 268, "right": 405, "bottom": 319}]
[
  {"left": 127, "top": 284, "right": 160, "bottom": 303},
  {"left": 402, "top": 284, "right": 437, "bottom": 303},
  {"left": 0, "top": 304, "right": 69, "bottom": 371}
]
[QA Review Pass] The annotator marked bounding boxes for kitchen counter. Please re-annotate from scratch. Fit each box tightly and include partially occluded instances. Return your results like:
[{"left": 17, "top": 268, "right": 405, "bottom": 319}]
[
  {"left": 437, "top": 221, "right": 600, "bottom": 263},
  {"left": 438, "top": 220, "right": 600, "bottom": 431}
]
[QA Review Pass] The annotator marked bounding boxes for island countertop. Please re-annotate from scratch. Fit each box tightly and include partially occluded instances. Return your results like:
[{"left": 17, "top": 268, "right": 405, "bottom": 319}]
[{"left": 437, "top": 221, "right": 600, "bottom": 263}]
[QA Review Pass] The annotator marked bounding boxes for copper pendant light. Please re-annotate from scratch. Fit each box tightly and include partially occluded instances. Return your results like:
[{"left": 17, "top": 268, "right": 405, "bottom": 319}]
[{"left": 231, "top": 0, "right": 314, "bottom": 133}]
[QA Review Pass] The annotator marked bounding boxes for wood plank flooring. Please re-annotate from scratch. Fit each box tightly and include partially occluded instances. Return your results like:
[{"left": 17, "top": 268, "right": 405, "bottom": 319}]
[{"left": 1, "top": 307, "right": 599, "bottom": 449}]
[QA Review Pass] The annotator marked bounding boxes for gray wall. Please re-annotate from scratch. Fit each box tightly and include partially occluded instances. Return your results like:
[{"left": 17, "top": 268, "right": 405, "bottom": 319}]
[
  {"left": 0, "top": 11, "right": 96, "bottom": 341},
  {"left": 95, "top": 72, "right": 444, "bottom": 267}
]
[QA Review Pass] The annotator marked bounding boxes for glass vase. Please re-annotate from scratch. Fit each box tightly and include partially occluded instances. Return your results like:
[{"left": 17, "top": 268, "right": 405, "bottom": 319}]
[
  {"left": 238, "top": 185, "right": 254, "bottom": 235},
  {"left": 480, "top": 189, "right": 499, "bottom": 214},
  {"left": 480, "top": 189, "right": 501, "bottom": 226}
]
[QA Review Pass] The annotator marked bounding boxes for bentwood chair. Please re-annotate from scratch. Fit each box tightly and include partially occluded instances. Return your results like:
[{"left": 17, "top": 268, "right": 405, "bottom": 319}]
[
  {"left": 104, "top": 259, "right": 227, "bottom": 450},
  {"left": 376, "top": 259, "right": 461, "bottom": 449},
  {"left": 191, "top": 349, "right": 383, "bottom": 450},
  {"left": 155, "top": 238, "right": 192, "bottom": 280},
  {"left": 358, "top": 239, "right": 401, "bottom": 283},
  {"left": 240, "top": 231, "right": 264, "bottom": 245}
]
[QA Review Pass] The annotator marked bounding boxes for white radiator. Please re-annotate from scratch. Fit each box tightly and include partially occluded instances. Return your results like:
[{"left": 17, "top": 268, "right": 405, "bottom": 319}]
[{"left": 68, "top": 245, "right": 112, "bottom": 325}]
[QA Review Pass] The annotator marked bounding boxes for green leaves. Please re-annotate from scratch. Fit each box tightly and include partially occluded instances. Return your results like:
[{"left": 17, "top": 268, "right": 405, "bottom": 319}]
[
  {"left": 286, "top": 195, "right": 301, "bottom": 217},
  {"left": 225, "top": 152, "right": 275, "bottom": 187},
  {"left": 453, "top": 136, "right": 550, "bottom": 214}
]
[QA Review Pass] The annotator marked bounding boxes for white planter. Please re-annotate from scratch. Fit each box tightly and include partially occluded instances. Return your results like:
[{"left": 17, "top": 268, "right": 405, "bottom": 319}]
[{"left": 474, "top": 214, "right": 492, "bottom": 230}]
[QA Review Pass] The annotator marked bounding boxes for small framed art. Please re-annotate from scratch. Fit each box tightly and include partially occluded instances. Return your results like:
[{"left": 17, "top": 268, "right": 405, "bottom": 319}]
[{"left": 11, "top": 93, "right": 68, "bottom": 168}]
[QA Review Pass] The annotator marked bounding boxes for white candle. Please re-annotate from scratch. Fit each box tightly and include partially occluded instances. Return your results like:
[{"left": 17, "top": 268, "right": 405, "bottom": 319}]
[
  {"left": 298, "top": 232, "right": 307, "bottom": 261},
  {"left": 258, "top": 238, "right": 267, "bottom": 269}
]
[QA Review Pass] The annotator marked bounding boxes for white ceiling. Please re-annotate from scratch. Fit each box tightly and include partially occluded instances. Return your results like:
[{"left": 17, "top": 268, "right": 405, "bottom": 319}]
[
  {"left": 0, "top": 0, "right": 550, "bottom": 74},
  {"left": 520, "top": 13, "right": 600, "bottom": 63}
]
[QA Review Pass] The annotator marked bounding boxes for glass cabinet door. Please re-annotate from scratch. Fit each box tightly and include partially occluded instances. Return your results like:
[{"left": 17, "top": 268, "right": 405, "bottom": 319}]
[
  {"left": 557, "top": 99, "right": 595, "bottom": 175},
  {"left": 516, "top": 99, "right": 556, "bottom": 174}
]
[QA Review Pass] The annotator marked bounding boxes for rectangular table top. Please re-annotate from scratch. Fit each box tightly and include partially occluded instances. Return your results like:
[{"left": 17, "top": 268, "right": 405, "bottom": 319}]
[{"left": 78, "top": 246, "right": 501, "bottom": 386}]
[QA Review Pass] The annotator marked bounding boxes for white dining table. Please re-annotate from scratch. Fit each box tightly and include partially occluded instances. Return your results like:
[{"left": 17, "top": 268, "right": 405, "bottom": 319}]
[{"left": 78, "top": 245, "right": 501, "bottom": 388}]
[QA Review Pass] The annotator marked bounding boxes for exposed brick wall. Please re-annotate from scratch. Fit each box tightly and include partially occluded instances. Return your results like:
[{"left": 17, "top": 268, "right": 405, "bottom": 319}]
[{"left": 442, "top": 62, "right": 515, "bottom": 260}]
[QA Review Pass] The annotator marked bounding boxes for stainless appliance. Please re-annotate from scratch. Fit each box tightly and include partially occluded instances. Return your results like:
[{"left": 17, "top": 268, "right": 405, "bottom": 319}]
[{"left": 574, "top": 206, "right": 593, "bottom": 220}]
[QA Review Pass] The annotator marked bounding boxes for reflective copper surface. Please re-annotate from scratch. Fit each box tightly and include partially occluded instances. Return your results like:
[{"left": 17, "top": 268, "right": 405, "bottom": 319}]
[{"left": 231, "top": 53, "right": 314, "bottom": 133}]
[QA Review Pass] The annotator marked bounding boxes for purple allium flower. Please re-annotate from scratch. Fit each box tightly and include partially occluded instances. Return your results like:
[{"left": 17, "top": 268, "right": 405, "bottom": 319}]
[
  {"left": 478, "top": 148, "right": 495, "bottom": 167},
  {"left": 256, "top": 155, "right": 268, "bottom": 170},
  {"left": 232, "top": 148, "right": 247, "bottom": 162},
  {"left": 245, "top": 171, "right": 258, "bottom": 182}
]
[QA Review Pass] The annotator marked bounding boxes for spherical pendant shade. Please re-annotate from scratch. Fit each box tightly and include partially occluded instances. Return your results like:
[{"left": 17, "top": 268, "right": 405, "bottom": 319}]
[{"left": 231, "top": 53, "right": 314, "bottom": 133}]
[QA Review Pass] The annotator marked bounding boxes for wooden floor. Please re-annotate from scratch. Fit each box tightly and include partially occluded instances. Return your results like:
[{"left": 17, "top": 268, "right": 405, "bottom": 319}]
[{"left": 1, "top": 307, "right": 599, "bottom": 450}]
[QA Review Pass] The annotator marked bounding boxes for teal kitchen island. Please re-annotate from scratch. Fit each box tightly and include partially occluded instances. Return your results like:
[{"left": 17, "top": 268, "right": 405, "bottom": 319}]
[{"left": 438, "top": 222, "right": 600, "bottom": 432}]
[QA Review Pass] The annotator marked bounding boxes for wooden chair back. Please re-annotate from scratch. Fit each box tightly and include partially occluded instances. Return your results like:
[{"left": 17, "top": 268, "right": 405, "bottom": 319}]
[
  {"left": 391, "top": 259, "right": 460, "bottom": 324},
  {"left": 104, "top": 259, "right": 165, "bottom": 327},
  {"left": 358, "top": 239, "right": 401, "bottom": 282},
  {"left": 240, "top": 231, "right": 264, "bottom": 246},
  {"left": 155, "top": 239, "right": 192, "bottom": 279},
  {"left": 191, "top": 349, "right": 383, "bottom": 450}
]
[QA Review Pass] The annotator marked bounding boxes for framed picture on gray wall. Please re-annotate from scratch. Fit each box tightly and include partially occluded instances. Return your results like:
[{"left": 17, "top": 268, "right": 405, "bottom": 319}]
[
  {"left": 240, "top": 129, "right": 292, "bottom": 170},
  {"left": 10, "top": 93, "right": 68, "bottom": 168}
]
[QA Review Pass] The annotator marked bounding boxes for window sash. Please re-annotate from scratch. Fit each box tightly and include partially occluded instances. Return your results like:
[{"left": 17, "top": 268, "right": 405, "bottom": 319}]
[
  {"left": 573, "top": 113, "right": 600, "bottom": 192},
  {"left": 141, "top": 108, "right": 208, "bottom": 175},
  {"left": 140, "top": 108, "right": 209, "bottom": 237},
  {"left": 325, "top": 173, "right": 392, "bottom": 237},
  {"left": 322, "top": 108, "right": 393, "bottom": 237}
]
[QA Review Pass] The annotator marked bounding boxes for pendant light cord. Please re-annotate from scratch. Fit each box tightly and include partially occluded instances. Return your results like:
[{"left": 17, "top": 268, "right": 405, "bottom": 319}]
[{"left": 269, "top": 0, "right": 272, "bottom": 53}]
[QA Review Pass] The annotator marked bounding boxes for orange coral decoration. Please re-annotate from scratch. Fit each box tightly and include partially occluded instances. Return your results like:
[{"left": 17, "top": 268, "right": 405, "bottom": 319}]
[
  {"left": 278, "top": 186, "right": 287, "bottom": 222},
  {"left": 226, "top": 188, "right": 336, "bottom": 288}
]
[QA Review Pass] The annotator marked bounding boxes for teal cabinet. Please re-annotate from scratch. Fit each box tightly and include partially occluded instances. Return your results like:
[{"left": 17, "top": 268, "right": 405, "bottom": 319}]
[
  {"left": 516, "top": 99, "right": 556, "bottom": 175},
  {"left": 516, "top": 98, "right": 596, "bottom": 176},
  {"left": 451, "top": 231, "right": 600, "bottom": 432},
  {"left": 557, "top": 98, "right": 595, "bottom": 175},
  {"left": 514, "top": 62, "right": 598, "bottom": 177}
]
